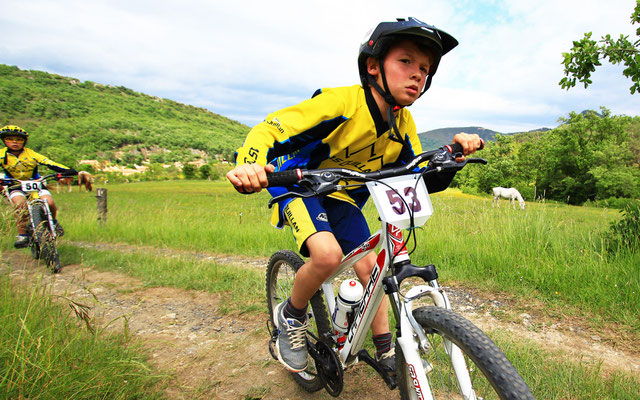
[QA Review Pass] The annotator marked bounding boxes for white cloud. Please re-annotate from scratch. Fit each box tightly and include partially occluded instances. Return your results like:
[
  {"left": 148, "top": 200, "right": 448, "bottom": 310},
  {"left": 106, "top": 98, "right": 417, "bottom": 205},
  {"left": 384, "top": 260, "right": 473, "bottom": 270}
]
[{"left": 1, "top": 0, "right": 638, "bottom": 133}]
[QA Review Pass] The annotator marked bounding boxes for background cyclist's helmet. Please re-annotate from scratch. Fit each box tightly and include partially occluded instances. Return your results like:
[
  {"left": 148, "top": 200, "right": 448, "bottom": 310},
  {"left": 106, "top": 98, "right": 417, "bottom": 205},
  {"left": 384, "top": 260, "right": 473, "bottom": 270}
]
[
  {"left": 0, "top": 125, "right": 29, "bottom": 141},
  {"left": 358, "top": 17, "right": 458, "bottom": 106}
]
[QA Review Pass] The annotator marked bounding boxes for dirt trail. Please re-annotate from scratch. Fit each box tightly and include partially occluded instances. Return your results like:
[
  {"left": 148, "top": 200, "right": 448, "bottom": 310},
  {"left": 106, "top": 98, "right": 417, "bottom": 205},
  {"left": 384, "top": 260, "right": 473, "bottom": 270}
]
[{"left": 2, "top": 243, "right": 639, "bottom": 399}]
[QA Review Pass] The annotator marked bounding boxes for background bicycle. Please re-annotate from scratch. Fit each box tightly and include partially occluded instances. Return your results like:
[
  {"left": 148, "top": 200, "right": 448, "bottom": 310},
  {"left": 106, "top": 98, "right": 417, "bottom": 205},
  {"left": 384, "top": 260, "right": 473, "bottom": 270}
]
[
  {"left": 3, "top": 173, "right": 75, "bottom": 273},
  {"left": 265, "top": 143, "right": 534, "bottom": 399}
]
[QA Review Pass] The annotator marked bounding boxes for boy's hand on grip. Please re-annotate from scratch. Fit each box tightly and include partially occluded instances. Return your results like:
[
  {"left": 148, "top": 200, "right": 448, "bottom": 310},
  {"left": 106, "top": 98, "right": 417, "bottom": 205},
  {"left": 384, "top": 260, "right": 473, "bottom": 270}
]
[
  {"left": 452, "top": 133, "right": 484, "bottom": 162},
  {"left": 226, "top": 163, "right": 275, "bottom": 193}
]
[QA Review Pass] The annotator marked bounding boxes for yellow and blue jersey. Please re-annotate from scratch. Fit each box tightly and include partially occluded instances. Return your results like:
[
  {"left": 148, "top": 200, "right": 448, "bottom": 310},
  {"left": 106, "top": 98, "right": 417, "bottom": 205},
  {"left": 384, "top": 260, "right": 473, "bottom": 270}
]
[
  {"left": 1, "top": 147, "right": 71, "bottom": 180},
  {"left": 234, "top": 85, "right": 452, "bottom": 227}
]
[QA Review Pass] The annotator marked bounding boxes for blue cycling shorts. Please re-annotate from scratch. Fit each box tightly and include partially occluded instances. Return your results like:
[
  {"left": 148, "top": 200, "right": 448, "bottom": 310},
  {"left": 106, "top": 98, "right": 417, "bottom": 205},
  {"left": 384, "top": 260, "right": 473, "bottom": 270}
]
[{"left": 283, "top": 196, "right": 371, "bottom": 258}]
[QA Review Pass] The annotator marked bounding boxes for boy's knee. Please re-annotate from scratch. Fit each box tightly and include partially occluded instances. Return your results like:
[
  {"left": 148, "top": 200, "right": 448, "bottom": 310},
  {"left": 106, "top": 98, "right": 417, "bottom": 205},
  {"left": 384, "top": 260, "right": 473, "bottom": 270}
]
[
  {"left": 308, "top": 246, "right": 342, "bottom": 277},
  {"left": 306, "top": 233, "right": 342, "bottom": 265},
  {"left": 311, "top": 249, "right": 342, "bottom": 269}
]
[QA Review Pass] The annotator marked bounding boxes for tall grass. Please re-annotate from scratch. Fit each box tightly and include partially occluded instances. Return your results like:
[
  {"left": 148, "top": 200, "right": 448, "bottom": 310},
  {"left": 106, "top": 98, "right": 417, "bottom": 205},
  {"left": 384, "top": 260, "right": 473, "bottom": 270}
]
[
  {"left": 57, "top": 180, "right": 294, "bottom": 255},
  {"left": 408, "top": 191, "right": 640, "bottom": 331},
  {"left": 51, "top": 181, "right": 639, "bottom": 333},
  {"left": 0, "top": 270, "right": 165, "bottom": 399},
  {"left": 2, "top": 181, "right": 639, "bottom": 398}
]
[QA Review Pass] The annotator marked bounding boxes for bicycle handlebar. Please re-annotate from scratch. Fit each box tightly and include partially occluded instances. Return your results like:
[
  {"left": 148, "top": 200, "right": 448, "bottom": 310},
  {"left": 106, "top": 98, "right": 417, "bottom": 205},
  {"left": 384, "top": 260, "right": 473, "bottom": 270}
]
[
  {"left": 266, "top": 141, "right": 486, "bottom": 207},
  {"left": 1, "top": 172, "right": 78, "bottom": 189}
]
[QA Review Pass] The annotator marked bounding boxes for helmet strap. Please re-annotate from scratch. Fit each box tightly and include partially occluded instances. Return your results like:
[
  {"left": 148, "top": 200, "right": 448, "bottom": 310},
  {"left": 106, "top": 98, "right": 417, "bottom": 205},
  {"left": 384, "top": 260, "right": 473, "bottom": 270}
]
[
  {"left": 367, "top": 59, "right": 433, "bottom": 149},
  {"left": 365, "top": 71, "right": 409, "bottom": 147},
  {"left": 367, "top": 63, "right": 397, "bottom": 107},
  {"left": 386, "top": 105, "right": 409, "bottom": 147}
]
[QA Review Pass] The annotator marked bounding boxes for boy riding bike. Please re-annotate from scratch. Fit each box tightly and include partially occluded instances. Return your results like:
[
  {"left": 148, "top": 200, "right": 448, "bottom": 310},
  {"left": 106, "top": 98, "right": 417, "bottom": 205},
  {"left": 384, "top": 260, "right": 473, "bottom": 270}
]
[
  {"left": 0, "top": 125, "right": 77, "bottom": 248},
  {"left": 226, "top": 17, "right": 483, "bottom": 374}
]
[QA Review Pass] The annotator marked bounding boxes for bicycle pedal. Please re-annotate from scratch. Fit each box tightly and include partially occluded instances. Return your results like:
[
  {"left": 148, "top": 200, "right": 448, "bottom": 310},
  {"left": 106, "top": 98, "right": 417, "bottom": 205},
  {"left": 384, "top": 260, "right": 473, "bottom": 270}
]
[
  {"left": 266, "top": 320, "right": 279, "bottom": 360},
  {"left": 357, "top": 349, "right": 397, "bottom": 390}
]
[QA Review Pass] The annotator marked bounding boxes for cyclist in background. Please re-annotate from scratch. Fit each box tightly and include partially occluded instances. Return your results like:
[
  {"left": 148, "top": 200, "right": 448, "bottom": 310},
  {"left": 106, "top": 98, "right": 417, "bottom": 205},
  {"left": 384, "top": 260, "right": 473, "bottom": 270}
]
[
  {"left": 226, "top": 18, "right": 483, "bottom": 374},
  {"left": 0, "top": 125, "right": 77, "bottom": 248}
]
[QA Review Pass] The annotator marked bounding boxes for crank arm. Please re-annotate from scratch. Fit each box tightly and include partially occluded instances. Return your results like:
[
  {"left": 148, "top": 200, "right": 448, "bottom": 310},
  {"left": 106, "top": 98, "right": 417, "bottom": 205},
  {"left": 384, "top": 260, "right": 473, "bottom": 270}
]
[{"left": 357, "top": 349, "right": 397, "bottom": 390}]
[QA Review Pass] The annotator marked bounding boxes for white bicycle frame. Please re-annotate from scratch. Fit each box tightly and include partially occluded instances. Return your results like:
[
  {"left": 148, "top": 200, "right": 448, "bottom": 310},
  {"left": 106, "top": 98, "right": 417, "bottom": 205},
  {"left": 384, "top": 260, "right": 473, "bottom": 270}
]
[{"left": 318, "top": 173, "right": 478, "bottom": 399}]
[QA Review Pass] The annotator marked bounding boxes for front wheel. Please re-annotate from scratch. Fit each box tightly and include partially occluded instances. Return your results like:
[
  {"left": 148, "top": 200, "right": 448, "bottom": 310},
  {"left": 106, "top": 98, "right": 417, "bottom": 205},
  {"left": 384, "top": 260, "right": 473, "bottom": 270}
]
[
  {"left": 265, "top": 250, "right": 333, "bottom": 393},
  {"left": 28, "top": 205, "right": 44, "bottom": 260},
  {"left": 32, "top": 206, "right": 61, "bottom": 273},
  {"left": 396, "top": 307, "right": 534, "bottom": 400}
]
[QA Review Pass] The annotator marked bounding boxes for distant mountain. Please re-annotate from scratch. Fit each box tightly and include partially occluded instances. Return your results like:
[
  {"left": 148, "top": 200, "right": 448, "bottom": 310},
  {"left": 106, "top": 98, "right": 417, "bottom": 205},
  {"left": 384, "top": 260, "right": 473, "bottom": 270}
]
[
  {"left": 418, "top": 126, "right": 551, "bottom": 150},
  {"left": 418, "top": 127, "right": 500, "bottom": 150}
]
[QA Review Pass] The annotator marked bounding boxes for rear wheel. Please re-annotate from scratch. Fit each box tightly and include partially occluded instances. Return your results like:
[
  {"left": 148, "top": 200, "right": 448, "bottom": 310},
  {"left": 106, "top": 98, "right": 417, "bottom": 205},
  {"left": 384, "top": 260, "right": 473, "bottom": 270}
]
[
  {"left": 396, "top": 307, "right": 534, "bottom": 399},
  {"left": 265, "top": 250, "right": 333, "bottom": 393}
]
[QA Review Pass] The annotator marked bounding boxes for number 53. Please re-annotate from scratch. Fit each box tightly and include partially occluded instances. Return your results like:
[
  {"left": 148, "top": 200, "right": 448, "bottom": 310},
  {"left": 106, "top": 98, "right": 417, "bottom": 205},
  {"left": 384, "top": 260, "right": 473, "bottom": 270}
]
[{"left": 386, "top": 187, "right": 422, "bottom": 215}]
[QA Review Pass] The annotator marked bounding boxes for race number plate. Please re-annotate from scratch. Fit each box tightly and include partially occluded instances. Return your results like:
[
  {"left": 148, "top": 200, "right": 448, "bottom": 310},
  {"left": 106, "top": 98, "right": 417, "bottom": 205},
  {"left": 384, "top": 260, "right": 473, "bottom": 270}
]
[
  {"left": 366, "top": 174, "right": 433, "bottom": 229},
  {"left": 21, "top": 181, "right": 42, "bottom": 192}
]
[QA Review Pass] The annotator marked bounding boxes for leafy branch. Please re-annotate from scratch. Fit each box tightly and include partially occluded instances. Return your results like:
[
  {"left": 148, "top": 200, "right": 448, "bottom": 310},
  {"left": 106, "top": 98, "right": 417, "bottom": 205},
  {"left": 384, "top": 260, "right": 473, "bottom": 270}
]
[{"left": 560, "top": 0, "right": 640, "bottom": 94}]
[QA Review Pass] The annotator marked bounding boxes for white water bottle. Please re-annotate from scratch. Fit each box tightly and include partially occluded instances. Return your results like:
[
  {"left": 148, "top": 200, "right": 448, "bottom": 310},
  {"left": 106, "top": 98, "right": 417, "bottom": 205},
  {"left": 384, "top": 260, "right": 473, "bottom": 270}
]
[{"left": 332, "top": 279, "right": 364, "bottom": 333}]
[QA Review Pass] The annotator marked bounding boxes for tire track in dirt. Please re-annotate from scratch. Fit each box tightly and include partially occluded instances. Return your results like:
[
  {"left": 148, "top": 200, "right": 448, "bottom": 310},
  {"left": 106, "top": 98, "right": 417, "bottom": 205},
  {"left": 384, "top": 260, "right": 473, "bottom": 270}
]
[{"left": 2, "top": 241, "right": 639, "bottom": 399}]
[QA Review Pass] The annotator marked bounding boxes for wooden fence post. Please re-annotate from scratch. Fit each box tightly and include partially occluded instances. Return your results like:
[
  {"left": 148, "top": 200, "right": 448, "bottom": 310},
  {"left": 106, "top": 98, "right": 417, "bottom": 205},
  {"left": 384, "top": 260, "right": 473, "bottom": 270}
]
[{"left": 96, "top": 188, "right": 107, "bottom": 224}]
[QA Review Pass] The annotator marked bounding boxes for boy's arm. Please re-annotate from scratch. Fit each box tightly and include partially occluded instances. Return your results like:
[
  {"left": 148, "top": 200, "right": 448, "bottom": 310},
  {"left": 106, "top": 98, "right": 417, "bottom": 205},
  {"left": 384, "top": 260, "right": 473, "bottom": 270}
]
[
  {"left": 31, "top": 151, "right": 77, "bottom": 175},
  {"left": 230, "top": 89, "right": 347, "bottom": 193}
]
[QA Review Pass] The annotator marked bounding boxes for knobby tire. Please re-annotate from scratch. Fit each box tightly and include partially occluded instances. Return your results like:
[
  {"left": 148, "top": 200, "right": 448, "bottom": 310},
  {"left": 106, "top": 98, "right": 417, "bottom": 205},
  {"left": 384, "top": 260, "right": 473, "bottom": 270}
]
[
  {"left": 396, "top": 306, "right": 534, "bottom": 400},
  {"left": 31, "top": 204, "right": 61, "bottom": 273},
  {"left": 28, "top": 205, "right": 42, "bottom": 260}
]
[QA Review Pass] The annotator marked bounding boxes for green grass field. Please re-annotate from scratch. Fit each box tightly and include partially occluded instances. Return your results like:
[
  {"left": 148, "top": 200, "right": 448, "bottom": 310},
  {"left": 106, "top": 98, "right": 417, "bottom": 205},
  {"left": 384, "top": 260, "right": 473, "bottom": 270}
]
[
  {"left": 2, "top": 179, "right": 639, "bottom": 398},
  {"left": 55, "top": 180, "right": 639, "bottom": 332},
  {"left": 0, "top": 272, "right": 166, "bottom": 399}
]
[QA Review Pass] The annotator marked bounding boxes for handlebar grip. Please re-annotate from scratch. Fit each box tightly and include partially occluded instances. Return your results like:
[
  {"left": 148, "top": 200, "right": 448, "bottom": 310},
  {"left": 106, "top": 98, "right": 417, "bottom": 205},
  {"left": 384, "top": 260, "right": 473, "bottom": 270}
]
[
  {"left": 445, "top": 139, "right": 485, "bottom": 154},
  {"left": 446, "top": 142, "right": 463, "bottom": 154},
  {"left": 266, "top": 169, "right": 303, "bottom": 187}
]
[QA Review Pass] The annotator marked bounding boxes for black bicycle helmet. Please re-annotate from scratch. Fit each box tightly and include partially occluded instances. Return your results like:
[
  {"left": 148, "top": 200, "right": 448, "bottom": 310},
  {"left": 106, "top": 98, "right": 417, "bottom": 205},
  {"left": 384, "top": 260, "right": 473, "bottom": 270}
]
[
  {"left": 358, "top": 17, "right": 458, "bottom": 105},
  {"left": 0, "top": 125, "right": 29, "bottom": 141}
]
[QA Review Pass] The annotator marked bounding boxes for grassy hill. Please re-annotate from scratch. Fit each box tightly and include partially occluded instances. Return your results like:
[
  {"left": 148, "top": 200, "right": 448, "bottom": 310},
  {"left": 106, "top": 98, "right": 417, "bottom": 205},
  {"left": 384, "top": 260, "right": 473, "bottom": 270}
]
[{"left": 0, "top": 65, "right": 249, "bottom": 168}]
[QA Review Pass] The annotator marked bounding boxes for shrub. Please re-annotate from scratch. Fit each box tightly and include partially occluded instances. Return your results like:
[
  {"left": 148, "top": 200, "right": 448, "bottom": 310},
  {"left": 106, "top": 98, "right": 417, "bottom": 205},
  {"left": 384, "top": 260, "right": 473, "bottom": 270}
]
[
  {"left": 182, "top": 164, "right": 197, "bottom": 179},
  {"left": 588, "top": 197, "right": 640, "bottom": 209},
  {"left": 604, "top": 200, "right": 640, "bottom": 252}
]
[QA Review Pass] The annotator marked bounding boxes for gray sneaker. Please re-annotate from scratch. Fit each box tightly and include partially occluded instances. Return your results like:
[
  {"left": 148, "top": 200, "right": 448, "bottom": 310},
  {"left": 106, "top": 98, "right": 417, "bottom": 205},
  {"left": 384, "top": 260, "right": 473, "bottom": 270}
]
[
  {"left": 14, "top": 235, "right": 29, "bottom": 249},
  {"left": 273, "top": 301, "right": 309, "bottom": 372}
]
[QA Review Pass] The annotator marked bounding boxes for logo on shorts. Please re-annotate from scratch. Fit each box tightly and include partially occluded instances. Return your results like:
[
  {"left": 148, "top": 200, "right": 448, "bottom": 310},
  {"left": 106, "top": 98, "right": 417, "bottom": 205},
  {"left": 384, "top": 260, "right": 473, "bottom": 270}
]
[{"left": 316, "top": 213, "right": 328, "bottom": 222}]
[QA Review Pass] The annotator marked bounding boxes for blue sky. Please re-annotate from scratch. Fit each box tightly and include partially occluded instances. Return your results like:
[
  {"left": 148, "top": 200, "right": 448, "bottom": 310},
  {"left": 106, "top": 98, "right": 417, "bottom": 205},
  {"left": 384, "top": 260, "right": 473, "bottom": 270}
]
[{"left": 2, "top": 0, "right": 639, "bottom": 133}]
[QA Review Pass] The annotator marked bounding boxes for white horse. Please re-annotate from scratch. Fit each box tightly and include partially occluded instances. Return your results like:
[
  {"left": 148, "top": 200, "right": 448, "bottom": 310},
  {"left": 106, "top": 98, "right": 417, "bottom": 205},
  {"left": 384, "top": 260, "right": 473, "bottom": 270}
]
[{"left": 492, "top": 187, "right": 525, "bottom": 210}]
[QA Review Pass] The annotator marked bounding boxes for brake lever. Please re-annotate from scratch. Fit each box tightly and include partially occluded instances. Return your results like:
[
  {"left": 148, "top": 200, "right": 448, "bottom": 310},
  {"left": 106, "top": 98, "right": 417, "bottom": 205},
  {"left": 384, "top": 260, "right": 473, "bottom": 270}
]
[
  {"left": 268, "top": 189, "right": 319, "bottom": 208},
  {"left": 466, "top": 158, "right": 487, "bottom": 165},
  {"left": 268, "top": 193, "right": 295, "bottom": 208},
  {"left": 267, "top": 173, "right": 342, "bottom": 208},
  {"left": 431, "top": 156, "right": 487, "bottom": 173}
]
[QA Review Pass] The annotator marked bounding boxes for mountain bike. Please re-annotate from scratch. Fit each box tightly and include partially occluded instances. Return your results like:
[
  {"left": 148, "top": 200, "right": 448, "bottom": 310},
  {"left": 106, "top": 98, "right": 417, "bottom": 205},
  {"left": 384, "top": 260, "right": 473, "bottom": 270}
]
[
  {"left": 265, "top": 144, "right": 534, "bottom": 399},
  {"left": 3, "top": 173, "right": 74, "bottom": 273}
]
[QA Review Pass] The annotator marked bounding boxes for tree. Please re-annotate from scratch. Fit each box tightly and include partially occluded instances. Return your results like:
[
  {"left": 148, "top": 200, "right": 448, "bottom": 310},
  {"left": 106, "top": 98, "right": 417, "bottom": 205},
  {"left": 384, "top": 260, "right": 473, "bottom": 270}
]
[
  {"left": 199, "top": 164, "right": 212, "bottom": 180},
  {"left": 182, "top": 164, "right": 197, "bottom": 179},
  {"left": 560, "top": 1, "right": 640, "bottom": 94}
]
